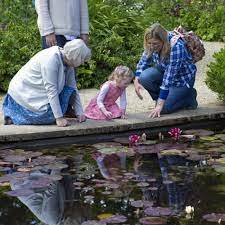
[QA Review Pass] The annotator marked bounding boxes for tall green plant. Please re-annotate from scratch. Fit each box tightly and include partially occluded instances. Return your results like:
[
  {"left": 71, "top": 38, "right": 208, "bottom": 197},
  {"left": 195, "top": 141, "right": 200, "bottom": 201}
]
[{"left": 206, "top": 47, "right": 225, "bottom": 100}]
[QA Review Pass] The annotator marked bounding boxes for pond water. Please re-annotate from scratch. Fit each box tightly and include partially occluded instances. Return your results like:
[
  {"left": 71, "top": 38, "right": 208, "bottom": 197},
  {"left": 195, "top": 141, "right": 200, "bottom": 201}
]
[{"left": 1, "top": 129, "right": 225, "bottom": 225}]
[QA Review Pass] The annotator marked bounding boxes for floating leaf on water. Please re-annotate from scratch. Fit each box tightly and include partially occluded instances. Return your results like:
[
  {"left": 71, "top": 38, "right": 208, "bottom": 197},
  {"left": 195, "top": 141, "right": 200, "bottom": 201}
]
[
  {"left": 148, "top": 187, "right": 158, "bottom": 191},
  {"left": 180, "top": 134, "right": 196, "bottom": 141},
  {"left": 113, "top": 138, "right": 130, "bottom": 145},
  {"left": 187, "top": 154, "right": 210, "bottom": 161},
  {"left": 103, "top": 214, "right": 127, "bottom": 223},
  {"left": 0, "top": 182, "right": 10, "bottom": 187},
  {"left": 203, "top": 213, "right": 225, "bottom": 222},
  {"left": 44, "top": 163, "right": 68, "bottom": 170},
  {"left": 108, "top": 183, "right": 120, "bottom": 189},
  {"left": 183, "top": 129, "right": 214, "bottom": 136},
  {"left": 163, "top": 180, "right": 173, "bottom": 185},
  {"left": 144, "top": 207, "right": 173, "bottom": 216},
  {"left": 5, "top": 189, "right": 34, "bottom": 197},
  {"left": 93, "top": 142, "right": 122, "bottom": 149},
  {"left": 0, "top": 167, "right": 12, "bottom": 172},
  {"left": 214, "top": 158, "right": 225, "bottom": 165},
  {"left": 29, "top": 177, "right": 52, "bottom": 188},
  {"left": 0, "top": 161, "right": 12, "bottom": 166},
  {"left": 143, "top": 201, "right": 154, "bottom": 208},
  {"left": 49, "top": 175, "right": 63, "bottom": 181},
  {"left": 200, "top": 136, "right": 218, "bottom": 141},
  {"left": 139, "top": 217, "right": 167, "bottom": 225},
  {"left": 137, "top": 182, "right": 150, "bottom": 187},
  {"left": 203, "top": 142, "right": 224, "bottom": 148},
  {"left": 97, "top": 213, "right": 113, "bottom": 220},
  {"left": 17, "top": 167, "right": 32, "bottom": 172},
  {"left": 73, "top": 182, "right": 84, "bottom": 186},
  {"left": 32, "top": 155, "right": 57, "bottom": 165},
  {"left": 160, "top": 149, "right": 186, "bottom": 156},
  {"left": 130, "top": 200, "right": 144, "bottom": 208},
  {"left": 0, "top": 175, "right": 12, "bottom": 183},
  {"left": 147, "top": 178, "right": 157, "bottom": 183},
  {"left": 81, "top": 220, "right": 106, "bottom": 225},
  {"left": 214, "top": 134, "right": 225, "bottom": 141},
  {"left": 84, "top": 195, "right": 94, "bottom": 200},
  {"left": 4, "top": 155, "right": 26, "bottom": 162},
  {"left": 102, "top": 191, "right": 112, "bottom": 195}
]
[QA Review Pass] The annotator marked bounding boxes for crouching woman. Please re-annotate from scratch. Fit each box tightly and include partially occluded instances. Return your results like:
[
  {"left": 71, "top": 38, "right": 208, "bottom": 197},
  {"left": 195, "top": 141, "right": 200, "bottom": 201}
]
[{"left": 3, "top": 39, "right": 91, "bottom": 126}]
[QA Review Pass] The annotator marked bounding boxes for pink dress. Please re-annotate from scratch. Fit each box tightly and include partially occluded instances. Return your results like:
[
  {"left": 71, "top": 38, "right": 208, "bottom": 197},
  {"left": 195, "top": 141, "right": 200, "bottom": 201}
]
[{"left": 85, "top": 82, "right": 125, "bottom": 120}]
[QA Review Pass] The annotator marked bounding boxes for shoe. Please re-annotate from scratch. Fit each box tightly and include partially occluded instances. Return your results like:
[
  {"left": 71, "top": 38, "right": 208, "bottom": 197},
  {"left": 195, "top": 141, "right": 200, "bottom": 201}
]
[{"left": 4, "top": 116, "right": 13, "bottom": 125}]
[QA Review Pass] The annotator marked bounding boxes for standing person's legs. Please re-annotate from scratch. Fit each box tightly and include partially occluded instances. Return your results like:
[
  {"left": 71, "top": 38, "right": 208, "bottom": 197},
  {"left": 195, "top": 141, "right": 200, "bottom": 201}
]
[
  {"left": 41, "top": 35, "right": 67, "bottom": 49},
  {"left": 138, "top": 67, "right": 164, "bottom": 101}
]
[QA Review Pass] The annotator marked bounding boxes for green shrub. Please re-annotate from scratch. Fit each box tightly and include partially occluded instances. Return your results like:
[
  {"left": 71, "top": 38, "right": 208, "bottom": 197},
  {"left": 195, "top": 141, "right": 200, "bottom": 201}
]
[{"left": 206, "top": 47, "right": 225, "bottom": 100}]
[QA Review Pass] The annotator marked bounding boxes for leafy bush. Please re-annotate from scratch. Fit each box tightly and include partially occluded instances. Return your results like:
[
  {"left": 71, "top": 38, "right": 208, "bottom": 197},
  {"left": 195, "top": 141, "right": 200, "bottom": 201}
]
[
  {"left": 206, "top": 47, "right": 225, "bottom": 100},
  {"left": 0, "top": 0, "right": 224, "bottom": 92}
]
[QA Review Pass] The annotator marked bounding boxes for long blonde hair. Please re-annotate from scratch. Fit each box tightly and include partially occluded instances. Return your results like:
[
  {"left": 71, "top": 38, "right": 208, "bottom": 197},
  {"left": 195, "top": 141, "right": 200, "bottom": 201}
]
[
  {"left": 108, "top": 65, "right": 134, "bottom": 83},
  {"left": 144, "top": 23, "right": 170, "bottom": 60}
]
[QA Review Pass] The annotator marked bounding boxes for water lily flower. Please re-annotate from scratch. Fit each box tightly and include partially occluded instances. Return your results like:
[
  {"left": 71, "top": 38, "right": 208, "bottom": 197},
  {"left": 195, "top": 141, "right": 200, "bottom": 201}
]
[
  {"left": 168, "top": 128, "right": 182, "bottom": 141},
  {"left": 185, "top": 205, "right": 194, "bottom": 214},
  {"left": 129, "top": 134, "right": 140, "bottom": 147}
]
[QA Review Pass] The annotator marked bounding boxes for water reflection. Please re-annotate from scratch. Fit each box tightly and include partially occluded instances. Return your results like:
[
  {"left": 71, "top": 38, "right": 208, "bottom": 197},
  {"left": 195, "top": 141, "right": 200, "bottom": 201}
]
[{"left": 1, "top": 137, "right": 225, "bottom": 224}]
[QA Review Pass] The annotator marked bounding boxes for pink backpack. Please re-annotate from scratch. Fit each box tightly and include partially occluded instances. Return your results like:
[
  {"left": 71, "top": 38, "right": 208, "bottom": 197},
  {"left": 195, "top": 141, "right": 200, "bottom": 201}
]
[{"left": 171, "top": 26, "right": 205, "bottom": 63}]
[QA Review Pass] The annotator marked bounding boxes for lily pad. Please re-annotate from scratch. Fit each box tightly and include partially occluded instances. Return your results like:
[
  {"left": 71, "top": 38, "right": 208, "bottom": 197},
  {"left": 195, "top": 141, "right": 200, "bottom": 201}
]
[
  {"left": 81, "top": 220, "right": 106, "bottom": 225},
  {"left": 103, "top": 215, "right": 127, "bottom": 223},
  {"left": 160, "top": 149, "right": 186, "bottom": 156},
  {"left": 139, "top": 217, "right": 167, "bottom": 225},
  {"left": 144, "top": 207, "right": 173, "bottom": 216},
  {"left": 200, "top": 136, "right": 218, "bottom": 141},
  {"left": 203, "top": 213, "right": 225, "bottom": 222},
  {"left": 5, "top": 189, "right": 34, "bottom": 197},
  {"left": 113, "top": 138, "right": 130, "bottom": 145},
  {"left": 93, "top": 142, "right": 122, "bottom": 149},
  {"left": 183, "top": 129, "right": 214, "bottom": 136}
]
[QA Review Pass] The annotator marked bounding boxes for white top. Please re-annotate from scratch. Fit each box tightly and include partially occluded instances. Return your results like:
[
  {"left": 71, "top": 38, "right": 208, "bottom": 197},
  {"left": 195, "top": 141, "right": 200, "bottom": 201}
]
[
  {"left": 97, "top": 82, "right": 127, "bottom": 110},
  {"left": 8, "top": 46, "right": 83, "bottom": 119},
  {"left": 35, "top": 0, "right": 89, "bottom": 37}
]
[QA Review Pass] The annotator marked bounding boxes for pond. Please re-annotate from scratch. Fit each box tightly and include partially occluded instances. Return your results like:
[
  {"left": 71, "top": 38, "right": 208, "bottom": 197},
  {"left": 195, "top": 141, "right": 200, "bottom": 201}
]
[{"left": 1, "top": 128, "right": 225, "bottom": 225}]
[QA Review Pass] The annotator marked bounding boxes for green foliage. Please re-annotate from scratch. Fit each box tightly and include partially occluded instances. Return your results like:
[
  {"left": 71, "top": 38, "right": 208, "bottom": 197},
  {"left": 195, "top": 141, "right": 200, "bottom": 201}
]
[
  {"left": 206, "top": 47, "right": 225, "bottom": 100},
  {"left": 0, "top": 0, "right": 41, "bottom": 91},
  {"left": 0, "top": 0, "right": 224, "bottom": 91}
]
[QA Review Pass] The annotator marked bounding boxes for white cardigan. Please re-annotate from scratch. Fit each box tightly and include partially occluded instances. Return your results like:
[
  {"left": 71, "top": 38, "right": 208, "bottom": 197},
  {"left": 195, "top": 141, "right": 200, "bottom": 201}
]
[
  {"left": 8, "top": 46, "right": 83, "bottom": 119},
  {"left": 35, "top": 0, "right": 89, "bottom": 37}
]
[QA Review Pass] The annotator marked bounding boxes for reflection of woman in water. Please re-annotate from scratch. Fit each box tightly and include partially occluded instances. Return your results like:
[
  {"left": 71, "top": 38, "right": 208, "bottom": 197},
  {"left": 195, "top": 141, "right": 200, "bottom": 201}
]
[
  {"left": 157, "top": 154, "right": 193, "bottom": 214},
  {"left": 10, "top": 169, "right": 91, "bottom": 225}
]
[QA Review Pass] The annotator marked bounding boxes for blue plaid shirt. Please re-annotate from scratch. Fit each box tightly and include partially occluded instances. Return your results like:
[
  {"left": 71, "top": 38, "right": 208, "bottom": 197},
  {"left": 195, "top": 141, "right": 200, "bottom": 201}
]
[{"left": 136, "top": 32, "right": 197, "bottom": 100}]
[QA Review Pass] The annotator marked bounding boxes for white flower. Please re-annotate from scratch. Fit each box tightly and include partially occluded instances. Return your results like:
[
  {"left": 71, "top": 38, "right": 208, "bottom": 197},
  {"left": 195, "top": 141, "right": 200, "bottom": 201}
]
[{"left": 185, "top": 206, "right": 194, "bottom": 214}]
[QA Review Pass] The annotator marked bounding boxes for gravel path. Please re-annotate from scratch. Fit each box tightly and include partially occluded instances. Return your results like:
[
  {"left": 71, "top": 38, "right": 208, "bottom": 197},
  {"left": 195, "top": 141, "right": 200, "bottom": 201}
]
[{"left": 0, "top": 41, "right": 224, "bottom": 114}]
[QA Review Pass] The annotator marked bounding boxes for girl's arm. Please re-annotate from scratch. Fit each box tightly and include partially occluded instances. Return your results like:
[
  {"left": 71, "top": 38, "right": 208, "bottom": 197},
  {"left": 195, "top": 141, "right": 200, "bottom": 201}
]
[
  {"left": 97, "top": 82, "right": 112, "bottom": 118},
  {"left": 120, "top": 90, "right": 127, "bottom": 118}
]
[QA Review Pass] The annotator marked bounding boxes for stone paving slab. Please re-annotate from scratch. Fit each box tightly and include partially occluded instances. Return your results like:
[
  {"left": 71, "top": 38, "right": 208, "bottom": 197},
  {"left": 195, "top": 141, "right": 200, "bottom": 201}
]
[{"left": 0, "top": 104, "right": 225, "bottom": 143}]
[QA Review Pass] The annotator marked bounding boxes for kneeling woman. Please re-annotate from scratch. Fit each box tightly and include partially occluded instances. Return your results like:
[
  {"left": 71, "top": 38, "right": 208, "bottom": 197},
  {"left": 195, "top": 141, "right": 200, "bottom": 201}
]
[
  {"left": 3, "top": 39, "right": 91, "bottom": 127},
  {"left": 134, "top": 23, "right": 198, "bottom": 118}
]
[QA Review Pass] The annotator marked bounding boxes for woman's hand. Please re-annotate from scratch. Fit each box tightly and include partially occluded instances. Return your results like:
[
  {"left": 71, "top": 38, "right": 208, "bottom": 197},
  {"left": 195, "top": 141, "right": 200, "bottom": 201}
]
[
  {"left": 56, "top": 117, "right": 69, "bottom": 127},
  {"left": 77, "top": 114, "right": 86, "bottom": 123},
  {"left": 45, "top": 33, "right": 57, "bottom": 47},
  {"left": 149, "top": 99, "right": 165, "bottom": 118},
  {"left": 134, "top": 77, "right": 144, "bottom": 100}
]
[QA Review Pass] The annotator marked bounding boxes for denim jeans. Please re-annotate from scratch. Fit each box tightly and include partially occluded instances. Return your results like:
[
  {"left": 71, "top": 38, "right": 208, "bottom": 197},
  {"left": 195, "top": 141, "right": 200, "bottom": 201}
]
[
  {"left": 139, "top": 67, "right": 198, "bottom": 114},
  {"left": 41, "top": 35, "right": 68, "bottom": 49}
]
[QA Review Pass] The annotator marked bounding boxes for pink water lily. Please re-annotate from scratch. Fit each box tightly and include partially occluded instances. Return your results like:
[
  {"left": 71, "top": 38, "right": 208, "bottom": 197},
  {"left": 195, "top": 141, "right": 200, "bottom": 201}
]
[
  {"left": 129, "top": 134, "right": 140, "bottom": 147},
  {"left": 168, "top": 128, "right": 182, "bottom": 141}
]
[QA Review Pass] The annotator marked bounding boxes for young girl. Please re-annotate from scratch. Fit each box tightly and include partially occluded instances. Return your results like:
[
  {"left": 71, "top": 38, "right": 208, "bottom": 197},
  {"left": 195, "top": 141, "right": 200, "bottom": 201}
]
[{"left": 85, "top": 66, "right": 134, "bottom": 120}]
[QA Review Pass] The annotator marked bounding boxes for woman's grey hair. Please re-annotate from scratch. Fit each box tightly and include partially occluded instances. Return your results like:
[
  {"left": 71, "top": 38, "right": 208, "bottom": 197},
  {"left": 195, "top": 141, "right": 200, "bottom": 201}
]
[{"left": 63, "top": 39, "right": 91, "bottom": 67}]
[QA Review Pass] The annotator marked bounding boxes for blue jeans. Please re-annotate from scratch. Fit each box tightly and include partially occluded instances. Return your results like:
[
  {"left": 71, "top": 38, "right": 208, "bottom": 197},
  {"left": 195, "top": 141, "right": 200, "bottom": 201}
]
[
  {"left": 41, "top": 35, "right": 68, "bottom": 49},
  {"left": 139, "top": 67, "right": 198, "bottom": 114}
]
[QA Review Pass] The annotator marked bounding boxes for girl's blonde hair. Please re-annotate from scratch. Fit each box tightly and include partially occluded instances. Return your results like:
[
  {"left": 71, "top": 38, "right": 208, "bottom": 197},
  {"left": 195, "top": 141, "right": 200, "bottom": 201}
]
[
  {"left": 144, "top": 23, "right": 170, "bottom": 60},
  {"left": 108, "top": 65, "right": 134, "bottom": 83}
]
